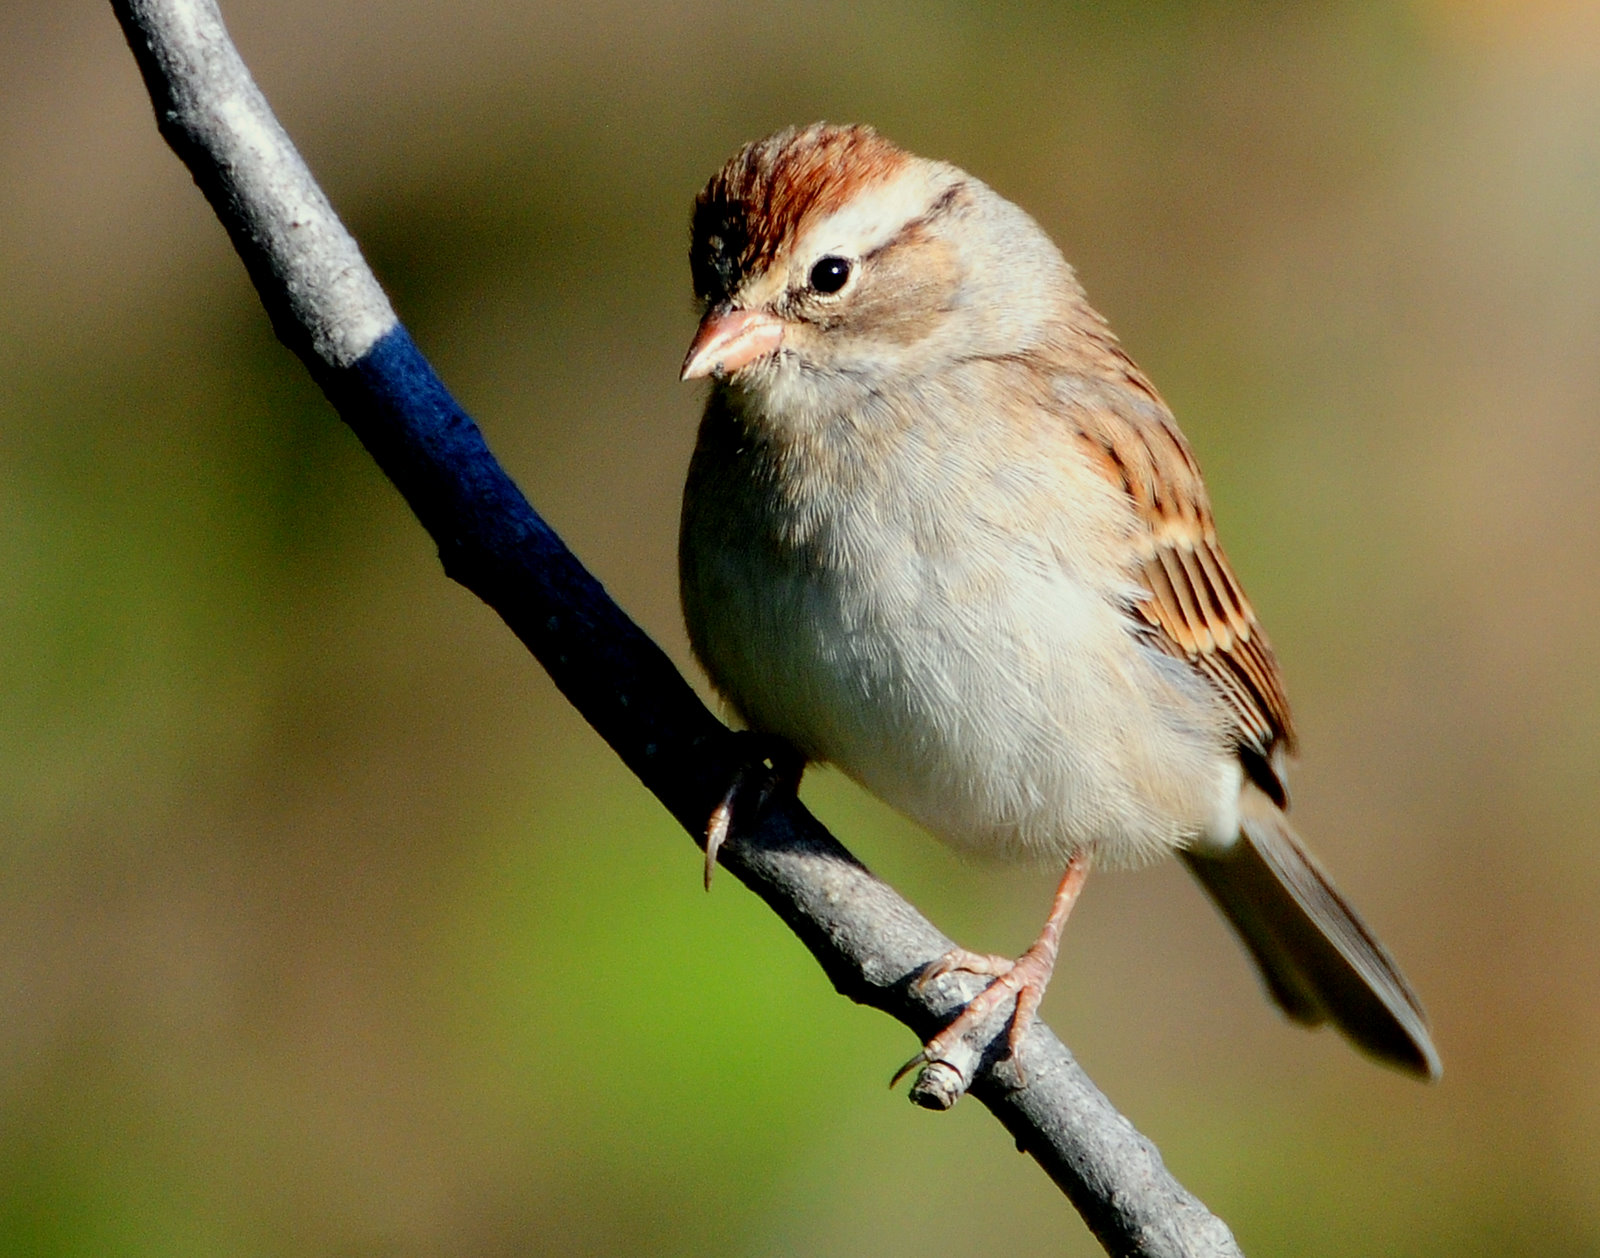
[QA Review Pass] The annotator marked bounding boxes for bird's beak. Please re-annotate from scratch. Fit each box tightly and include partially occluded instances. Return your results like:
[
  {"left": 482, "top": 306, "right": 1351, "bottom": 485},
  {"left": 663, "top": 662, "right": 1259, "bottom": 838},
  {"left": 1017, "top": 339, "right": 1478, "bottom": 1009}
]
[{"left": 680, "top": 307, "right": 784, "bottom": 381}]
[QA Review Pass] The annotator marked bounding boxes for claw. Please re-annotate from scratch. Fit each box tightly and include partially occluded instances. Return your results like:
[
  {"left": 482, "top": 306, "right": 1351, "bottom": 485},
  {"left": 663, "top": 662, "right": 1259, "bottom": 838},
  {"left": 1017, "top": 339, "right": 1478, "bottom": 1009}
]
[
  {"left": 701, "top": 735, "right": 805, "bottom": 890},
  {"left": 704, "top": 793, "right": 735, "bottom": 891},
  {"left": 918, "top": 948, "right": 1016, "bottom": 985},
  {"left": 890, "top": 1049, "right": 930, "bottom": 1090}
]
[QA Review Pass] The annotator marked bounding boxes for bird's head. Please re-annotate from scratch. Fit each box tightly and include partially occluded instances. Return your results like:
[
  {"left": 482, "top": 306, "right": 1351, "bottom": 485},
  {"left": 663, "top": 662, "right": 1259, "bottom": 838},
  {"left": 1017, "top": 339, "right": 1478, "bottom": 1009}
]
[{"left": 681, "top": 124, "right": 1074, "bottom": 415}]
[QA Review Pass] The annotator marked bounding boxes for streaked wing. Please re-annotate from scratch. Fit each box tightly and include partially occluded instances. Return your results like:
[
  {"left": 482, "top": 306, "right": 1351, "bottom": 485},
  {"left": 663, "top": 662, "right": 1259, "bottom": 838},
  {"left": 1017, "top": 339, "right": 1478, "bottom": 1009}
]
[{"left": 1063, "top": 345, "right": 1296, "bottom": 799}]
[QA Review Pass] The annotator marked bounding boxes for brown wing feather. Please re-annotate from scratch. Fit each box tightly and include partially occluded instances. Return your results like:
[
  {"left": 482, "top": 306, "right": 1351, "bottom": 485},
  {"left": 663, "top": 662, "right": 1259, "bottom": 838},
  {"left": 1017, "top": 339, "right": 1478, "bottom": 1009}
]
[{"left": 1062, "top": 343, "right": 1297, "bottom": 797}]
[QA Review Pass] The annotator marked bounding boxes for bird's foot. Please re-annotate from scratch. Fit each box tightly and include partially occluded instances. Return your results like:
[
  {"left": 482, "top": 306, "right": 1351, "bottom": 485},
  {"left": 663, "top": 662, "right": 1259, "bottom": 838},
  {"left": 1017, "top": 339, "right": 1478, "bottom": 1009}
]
[
  {"left": 893, "top": 942, "right": 1058, "bottom": 1089},
  {"left": 893, "top": 854, "right": 1090, "bottom": 1095},
  {"left": 703, "top": 732, "right": 805, "bottom": 889}
]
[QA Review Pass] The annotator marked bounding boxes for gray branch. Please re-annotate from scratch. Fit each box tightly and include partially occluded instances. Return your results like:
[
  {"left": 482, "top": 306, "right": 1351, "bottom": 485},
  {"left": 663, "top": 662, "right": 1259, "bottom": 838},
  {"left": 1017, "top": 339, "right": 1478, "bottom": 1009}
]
[{"left": 106, "top": 2, "right": 1243, "bottom": 1254}]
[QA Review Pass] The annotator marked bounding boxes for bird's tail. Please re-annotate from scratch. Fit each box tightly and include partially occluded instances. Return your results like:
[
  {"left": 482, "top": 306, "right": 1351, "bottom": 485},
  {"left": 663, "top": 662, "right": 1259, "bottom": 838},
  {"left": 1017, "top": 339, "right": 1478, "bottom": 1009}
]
[{"left": 1181, "top": 792, "right": 1440, "bottom": 1079}]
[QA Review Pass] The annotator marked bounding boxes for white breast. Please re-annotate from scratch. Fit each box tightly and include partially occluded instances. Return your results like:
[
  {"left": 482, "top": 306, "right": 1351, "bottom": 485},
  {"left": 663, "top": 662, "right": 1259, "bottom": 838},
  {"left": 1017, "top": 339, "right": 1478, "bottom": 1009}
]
[{"left": 681, "top": 379, "right": 1240, "bottom": 868}]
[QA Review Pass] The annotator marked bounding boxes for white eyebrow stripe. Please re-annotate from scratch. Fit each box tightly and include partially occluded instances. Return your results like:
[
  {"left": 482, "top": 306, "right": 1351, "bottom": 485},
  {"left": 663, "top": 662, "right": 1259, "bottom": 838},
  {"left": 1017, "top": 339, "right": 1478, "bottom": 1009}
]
[{"left": 795, "top": 169, "right": 949, "bottom": 263}]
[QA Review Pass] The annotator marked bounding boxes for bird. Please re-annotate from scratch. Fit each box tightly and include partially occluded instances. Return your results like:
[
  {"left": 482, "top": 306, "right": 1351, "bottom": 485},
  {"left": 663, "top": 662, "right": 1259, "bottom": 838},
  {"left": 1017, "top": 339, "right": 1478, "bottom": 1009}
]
[{"left": 676, "top": 122, "right": 1439, "bottom": 1081}]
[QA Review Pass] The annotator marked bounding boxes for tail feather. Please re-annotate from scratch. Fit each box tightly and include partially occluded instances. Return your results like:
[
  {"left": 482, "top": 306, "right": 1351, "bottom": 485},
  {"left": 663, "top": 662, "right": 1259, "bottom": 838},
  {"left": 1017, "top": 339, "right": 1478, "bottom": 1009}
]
[{"left": 1182, "top": 793, "right": 1440, "bottom": 1079}]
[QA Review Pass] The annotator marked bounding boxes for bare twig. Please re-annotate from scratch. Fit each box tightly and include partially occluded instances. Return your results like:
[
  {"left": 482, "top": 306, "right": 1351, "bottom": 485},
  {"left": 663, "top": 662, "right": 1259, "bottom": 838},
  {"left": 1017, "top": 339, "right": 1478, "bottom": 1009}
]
[{"left": 106, "top": 2, "right": 1244, "bottom": 1254}]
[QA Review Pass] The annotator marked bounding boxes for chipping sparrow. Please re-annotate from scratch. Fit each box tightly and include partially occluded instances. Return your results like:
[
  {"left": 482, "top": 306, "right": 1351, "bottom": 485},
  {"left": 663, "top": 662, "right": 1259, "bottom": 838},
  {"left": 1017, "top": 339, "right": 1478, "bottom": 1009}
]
[{"left": 678, "top": 123, "right": 1438, "bottom": 1080}]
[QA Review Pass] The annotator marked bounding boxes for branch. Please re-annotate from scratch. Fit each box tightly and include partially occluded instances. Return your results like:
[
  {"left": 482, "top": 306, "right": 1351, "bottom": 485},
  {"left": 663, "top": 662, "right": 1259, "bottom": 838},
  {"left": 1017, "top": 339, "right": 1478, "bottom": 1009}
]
[{"left": 106, "top": 3, "right": 1243, "bottom": 1254}]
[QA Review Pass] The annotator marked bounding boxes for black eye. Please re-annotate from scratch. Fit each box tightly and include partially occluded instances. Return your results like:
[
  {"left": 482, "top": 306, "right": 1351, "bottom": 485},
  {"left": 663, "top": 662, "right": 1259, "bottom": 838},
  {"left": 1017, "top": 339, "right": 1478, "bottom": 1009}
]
[{"left": 809, "top": 256, "right": 852, "bottom": 294}]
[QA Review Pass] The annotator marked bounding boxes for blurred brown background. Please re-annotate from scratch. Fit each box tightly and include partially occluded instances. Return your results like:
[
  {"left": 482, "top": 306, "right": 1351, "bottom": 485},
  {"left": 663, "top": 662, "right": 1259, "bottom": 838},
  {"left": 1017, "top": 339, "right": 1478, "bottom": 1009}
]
[{"left": 2, "top": 0, "right": 1597, "bottom": 1254}]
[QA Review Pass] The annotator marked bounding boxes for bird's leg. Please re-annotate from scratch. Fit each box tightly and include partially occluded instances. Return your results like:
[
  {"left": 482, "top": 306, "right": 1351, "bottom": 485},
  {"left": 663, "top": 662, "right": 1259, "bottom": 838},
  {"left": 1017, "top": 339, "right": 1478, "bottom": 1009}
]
[
  {"left": 703, "top": 732, "right": 806, "bottom": 889},
  {"left": 896, "top": 853, "right": 1091, "bottom": 1085}
]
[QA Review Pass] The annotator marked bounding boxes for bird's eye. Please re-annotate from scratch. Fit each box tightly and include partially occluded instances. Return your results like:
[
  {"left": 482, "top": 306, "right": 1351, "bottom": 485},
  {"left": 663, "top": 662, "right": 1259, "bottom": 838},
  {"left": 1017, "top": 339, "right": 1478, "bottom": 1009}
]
[{"left": 808, "top": 256, "right": 852, "bottom": 294}]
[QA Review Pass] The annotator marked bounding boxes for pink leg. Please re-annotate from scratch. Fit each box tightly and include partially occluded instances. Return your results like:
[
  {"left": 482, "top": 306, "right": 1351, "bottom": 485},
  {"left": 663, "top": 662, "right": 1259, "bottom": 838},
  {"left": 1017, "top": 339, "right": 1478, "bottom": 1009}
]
[{"left": 895, "top": 853, "right": 1091, "bottom": 1084}]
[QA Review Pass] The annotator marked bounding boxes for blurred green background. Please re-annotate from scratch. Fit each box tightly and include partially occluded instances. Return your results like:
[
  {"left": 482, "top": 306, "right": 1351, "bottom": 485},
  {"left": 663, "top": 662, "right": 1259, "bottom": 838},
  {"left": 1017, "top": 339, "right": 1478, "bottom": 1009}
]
[{"left": 2, "top": 0, "right": 1597, "bottom": 1253}]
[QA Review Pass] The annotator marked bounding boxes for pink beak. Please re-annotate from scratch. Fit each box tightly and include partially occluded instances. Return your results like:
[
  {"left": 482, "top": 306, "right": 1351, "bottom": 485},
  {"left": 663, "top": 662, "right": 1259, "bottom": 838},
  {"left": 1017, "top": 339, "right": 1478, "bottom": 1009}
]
[{"left": 680, "top": 307, "right": 784, "bottom": 381}]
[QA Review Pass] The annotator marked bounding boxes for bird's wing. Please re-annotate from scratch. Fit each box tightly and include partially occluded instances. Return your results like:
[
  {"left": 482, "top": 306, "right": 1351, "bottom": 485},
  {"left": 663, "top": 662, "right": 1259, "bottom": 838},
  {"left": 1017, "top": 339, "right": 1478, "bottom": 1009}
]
[{"left": 1063, "top": 346, "right": 1296, "bottom": 802}]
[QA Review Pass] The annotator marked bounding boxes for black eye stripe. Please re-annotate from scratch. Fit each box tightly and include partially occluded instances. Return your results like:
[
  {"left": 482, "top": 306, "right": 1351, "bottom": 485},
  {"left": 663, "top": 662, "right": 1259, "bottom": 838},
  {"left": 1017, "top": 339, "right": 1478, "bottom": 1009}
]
[{"left": 809, "top": 256, "right": 852, "bottom": 294}]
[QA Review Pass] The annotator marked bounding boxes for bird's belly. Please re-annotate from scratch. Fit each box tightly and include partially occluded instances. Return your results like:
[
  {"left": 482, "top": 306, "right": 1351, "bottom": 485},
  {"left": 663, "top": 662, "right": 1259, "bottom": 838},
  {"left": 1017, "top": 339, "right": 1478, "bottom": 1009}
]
[{"left": 686, "top": 514, "right": 1236, "bottom": 868}]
